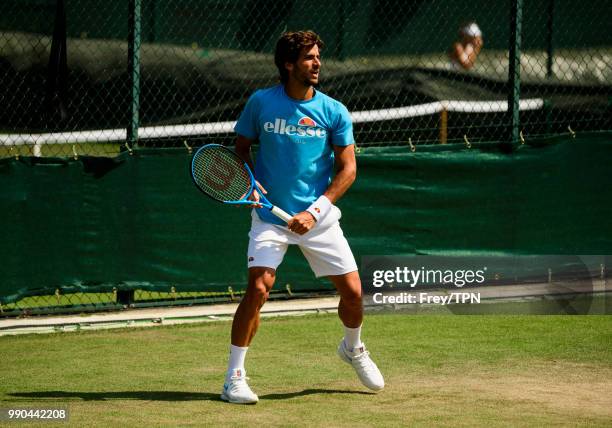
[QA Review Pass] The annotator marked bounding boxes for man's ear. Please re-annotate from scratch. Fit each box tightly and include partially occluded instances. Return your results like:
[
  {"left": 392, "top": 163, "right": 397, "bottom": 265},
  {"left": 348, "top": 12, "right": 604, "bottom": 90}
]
[{"left": 285, "top": 62, "right": 294, "bottom": 73}]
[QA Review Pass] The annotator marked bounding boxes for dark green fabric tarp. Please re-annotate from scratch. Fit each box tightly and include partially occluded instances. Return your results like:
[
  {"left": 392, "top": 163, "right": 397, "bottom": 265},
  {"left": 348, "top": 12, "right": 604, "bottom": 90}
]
[{"left": 1, "top": 133, "right": 611, "bottom": 303}]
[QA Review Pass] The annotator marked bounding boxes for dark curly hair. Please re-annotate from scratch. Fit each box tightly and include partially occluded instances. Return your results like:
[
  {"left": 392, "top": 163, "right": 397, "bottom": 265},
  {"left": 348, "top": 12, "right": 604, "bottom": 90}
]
[{"left": 274, "top": 31, "right": 324, "bottom": 84}]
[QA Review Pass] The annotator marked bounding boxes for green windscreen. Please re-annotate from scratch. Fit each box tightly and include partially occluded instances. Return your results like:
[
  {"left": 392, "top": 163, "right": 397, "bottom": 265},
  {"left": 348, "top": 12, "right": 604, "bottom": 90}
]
[{"left": 1, "top": 133, "right": 611, "bottom": 304}]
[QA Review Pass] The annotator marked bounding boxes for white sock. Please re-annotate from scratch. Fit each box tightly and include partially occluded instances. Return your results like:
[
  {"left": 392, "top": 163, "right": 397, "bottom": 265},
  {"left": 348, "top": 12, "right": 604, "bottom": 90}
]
[
  {"left": 226, "top": 344, "right": 248, "bottom": 379},
  {"left": 343, "top": 325, "right": 363, "bottom": 351}
]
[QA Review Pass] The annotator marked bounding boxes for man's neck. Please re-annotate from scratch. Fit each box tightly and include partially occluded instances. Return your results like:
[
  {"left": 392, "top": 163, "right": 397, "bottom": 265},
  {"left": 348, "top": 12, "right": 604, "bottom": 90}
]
[{"left": 284, "top": 81, "right": 314, "bottom": 101}]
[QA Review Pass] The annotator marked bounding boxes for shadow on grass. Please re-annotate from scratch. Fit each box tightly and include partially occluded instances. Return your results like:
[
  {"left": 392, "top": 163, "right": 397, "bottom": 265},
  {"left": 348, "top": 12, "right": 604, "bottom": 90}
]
[
  {"left": 7, "top": 391, "right": 222, "bottom": 402},
  {"left": 260, "top": 389, "right": 373, "bottom": 399},
  {"left": 8, "top": 389, "right": 373, "bottom": 402}
]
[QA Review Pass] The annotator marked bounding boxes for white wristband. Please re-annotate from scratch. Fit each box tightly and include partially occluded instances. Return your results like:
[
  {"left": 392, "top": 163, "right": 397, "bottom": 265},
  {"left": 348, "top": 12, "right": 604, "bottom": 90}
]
[{"left": 306, "top": 195, "right": 332, "bottom": 222}]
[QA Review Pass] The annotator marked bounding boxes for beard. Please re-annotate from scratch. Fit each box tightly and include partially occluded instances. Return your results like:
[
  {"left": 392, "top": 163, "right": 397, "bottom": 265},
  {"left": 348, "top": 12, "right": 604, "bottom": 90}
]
[
  {"left": 292, "top": 68, "right": 319, "bottom": 87},
  {"left": 303, "top": 76, "right": 319, "bottom": 87}
]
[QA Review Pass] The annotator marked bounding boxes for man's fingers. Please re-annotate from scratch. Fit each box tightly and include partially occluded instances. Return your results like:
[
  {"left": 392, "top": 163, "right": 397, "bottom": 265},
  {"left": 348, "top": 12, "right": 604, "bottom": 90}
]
[
  {"left": 238, "top": 188, "right": 263, "bottom": 208},
  {"left": 255, "top": 180, "right": 268, "bottom": 194},
  {"left": 237, "top": 202, "right": 262, "bottom": 208},
  {"left": 287, "top": 217, "right": 310, "bottom": 235},
  {"left": 287, "top": 219, "right": 301, "bottom": 233}
]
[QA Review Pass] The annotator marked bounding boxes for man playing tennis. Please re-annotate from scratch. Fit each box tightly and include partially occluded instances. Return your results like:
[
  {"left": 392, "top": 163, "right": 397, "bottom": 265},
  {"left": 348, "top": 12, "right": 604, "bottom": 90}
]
[{"left": 221, "top": 30, "right": 384, "bottom": 404}]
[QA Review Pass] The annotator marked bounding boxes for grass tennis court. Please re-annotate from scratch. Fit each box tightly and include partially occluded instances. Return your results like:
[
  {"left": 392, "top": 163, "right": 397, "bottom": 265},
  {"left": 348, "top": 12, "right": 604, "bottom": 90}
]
[{"left": 1, "top": 313, "right": 611, "bottom": 427}]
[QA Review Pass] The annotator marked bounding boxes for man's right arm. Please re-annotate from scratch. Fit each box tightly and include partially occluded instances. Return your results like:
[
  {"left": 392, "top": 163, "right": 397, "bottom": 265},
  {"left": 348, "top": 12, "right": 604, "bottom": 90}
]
[
  {"left": 235, "top": 134, "right": 256, "bottom": 170},
  {"left": 235, "top": 134, "right": 266, "bottom": 207}
]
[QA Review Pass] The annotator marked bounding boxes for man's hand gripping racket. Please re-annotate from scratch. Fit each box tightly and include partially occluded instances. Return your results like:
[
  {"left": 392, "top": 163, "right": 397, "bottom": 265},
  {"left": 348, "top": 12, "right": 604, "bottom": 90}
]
[{"left": 190, "top": 144, "right": 293, "bottom": 223}]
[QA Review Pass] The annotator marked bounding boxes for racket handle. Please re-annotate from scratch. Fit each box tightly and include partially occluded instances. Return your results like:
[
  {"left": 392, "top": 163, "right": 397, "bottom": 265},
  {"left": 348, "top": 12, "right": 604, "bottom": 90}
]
[{"left": 270, "top": 206, "right": 293, "bottom": 223}]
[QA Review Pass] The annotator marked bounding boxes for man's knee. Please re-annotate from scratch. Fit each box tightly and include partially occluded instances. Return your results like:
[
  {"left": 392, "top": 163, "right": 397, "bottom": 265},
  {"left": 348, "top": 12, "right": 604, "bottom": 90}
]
[
  {"left": 246, "top": 267, "right": 276, "bottom": 305},
  {"left": 342, "top": 289, "right": 362, "bottom": 309},
  {"left": 250, "top": 281, "right": 269, "bottom": 304},
  {"left": 331, "top": 271, "right": 362, "bottom": 306}
]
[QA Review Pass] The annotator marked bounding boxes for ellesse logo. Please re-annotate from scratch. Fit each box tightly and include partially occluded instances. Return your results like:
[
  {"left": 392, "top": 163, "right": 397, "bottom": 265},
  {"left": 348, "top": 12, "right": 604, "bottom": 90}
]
[
  {"left": 263, "top": 117, "right": 326, "bottom": 137},
  {"left": 298, "top": 117, "right": 317, "bottom": 127}
]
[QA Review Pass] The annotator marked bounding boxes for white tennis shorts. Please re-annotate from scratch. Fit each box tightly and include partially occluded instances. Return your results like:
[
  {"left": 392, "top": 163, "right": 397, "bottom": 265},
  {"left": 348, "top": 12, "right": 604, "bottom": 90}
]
[{"left": 247, "top": 206, "right": 358, "bottom": 278}]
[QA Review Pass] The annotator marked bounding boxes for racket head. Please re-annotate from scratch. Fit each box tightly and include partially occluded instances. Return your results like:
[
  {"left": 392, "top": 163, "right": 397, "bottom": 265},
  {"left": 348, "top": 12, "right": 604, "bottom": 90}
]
[{"left": 191, "top": 144, "right": 257, "bottom": 204}]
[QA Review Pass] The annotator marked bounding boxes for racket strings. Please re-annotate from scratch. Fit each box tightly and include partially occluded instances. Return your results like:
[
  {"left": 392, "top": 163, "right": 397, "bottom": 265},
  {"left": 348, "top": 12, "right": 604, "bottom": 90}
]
[{"left": 192, "top": 147, "right": 252, "bottom": 202}]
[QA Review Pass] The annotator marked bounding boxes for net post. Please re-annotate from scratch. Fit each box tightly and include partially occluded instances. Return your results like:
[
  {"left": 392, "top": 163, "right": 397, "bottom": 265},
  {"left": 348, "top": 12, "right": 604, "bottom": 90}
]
[
  {"left": 127, "top": 0, "right": 142, "bottom": 147},
  {"left": 439, "top": 107, "right": 448, "bottom": 144},
  {"left": 507, "top": 0, "right": 523, "bottom": 148}
]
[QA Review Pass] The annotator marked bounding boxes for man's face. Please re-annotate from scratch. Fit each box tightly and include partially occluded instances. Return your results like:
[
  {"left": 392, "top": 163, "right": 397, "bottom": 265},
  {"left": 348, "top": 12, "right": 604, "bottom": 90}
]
[
  {"left": 286, "top": 44, "right": 321, "bottom": 87},
  {"left": 461, "top": 34, "right": 483, "bottom": 49}
]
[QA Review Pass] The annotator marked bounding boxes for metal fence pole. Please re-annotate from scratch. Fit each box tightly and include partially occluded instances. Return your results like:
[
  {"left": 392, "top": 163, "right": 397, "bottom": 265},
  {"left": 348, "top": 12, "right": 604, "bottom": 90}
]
[
  {"left": 127, "top": 0, "right": 142, "bottom": 147},
  {"left": 45, "top": 0, "right": 68, "bottom": 132},
  {"left": 336, "top": 0, "right": 347, "bottom": 60},
  {"left": 546, "top": 0, "right": 555, "bottom": 78},
  {"left": 507, "top": 0, "right": 523, "bottom": 145}
]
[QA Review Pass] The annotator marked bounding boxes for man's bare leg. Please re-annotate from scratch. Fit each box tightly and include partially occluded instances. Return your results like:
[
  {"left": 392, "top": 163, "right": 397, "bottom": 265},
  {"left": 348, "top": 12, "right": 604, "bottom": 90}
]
[
  {"left": 231, "top": 267, "right": 276, "bottom": 346},
  {"left": 329, "top": 270, "right": 363, "bottom": 328},
  {"left": 221, "top": 267, "right": 275, "bottom": 404},
  {"left": 330, "top": 270, "right": 384, "bottom": 391}
]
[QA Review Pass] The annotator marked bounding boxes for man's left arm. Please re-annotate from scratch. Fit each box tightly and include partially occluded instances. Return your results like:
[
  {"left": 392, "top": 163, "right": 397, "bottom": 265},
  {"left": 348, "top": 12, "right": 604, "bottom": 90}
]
[
  {"left": 323, "top": 144, "right": 357, "bottom": 203},
  {"left": 287, "top": 144, "right": 356, "bottom": 234}
]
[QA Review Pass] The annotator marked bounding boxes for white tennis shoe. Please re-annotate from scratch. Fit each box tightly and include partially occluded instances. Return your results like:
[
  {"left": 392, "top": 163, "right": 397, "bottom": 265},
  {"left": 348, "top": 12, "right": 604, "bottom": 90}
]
[
  {"left": 337, "top": 339, "right": 385, "bottom": 391},
  {"left": 220, "top": 368, "right": 259, "bottom": 404}
]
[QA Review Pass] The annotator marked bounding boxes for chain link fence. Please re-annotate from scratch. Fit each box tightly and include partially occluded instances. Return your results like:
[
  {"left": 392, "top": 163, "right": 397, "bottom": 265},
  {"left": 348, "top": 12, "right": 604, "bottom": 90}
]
[
  {"left": 0, "top": 0, "right": 610, "bottom": 158},
  {"left": 1, "top": 1, "right": 611, "bottom": 315},
  {"left": 0, "top": 286, "right": 329, "bottom": 317}
]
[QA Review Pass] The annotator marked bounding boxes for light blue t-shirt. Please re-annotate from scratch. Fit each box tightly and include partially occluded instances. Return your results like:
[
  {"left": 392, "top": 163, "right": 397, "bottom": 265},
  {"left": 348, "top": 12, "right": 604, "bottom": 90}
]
[{"left": 234, "top": 84, "right": 354, "bottom": 225}]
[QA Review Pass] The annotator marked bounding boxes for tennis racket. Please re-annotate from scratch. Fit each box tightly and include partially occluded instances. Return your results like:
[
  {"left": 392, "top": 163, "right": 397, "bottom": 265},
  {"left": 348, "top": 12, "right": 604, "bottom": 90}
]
[{"left": 191, "top": 144, "right": 293, "bottom": 223}]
